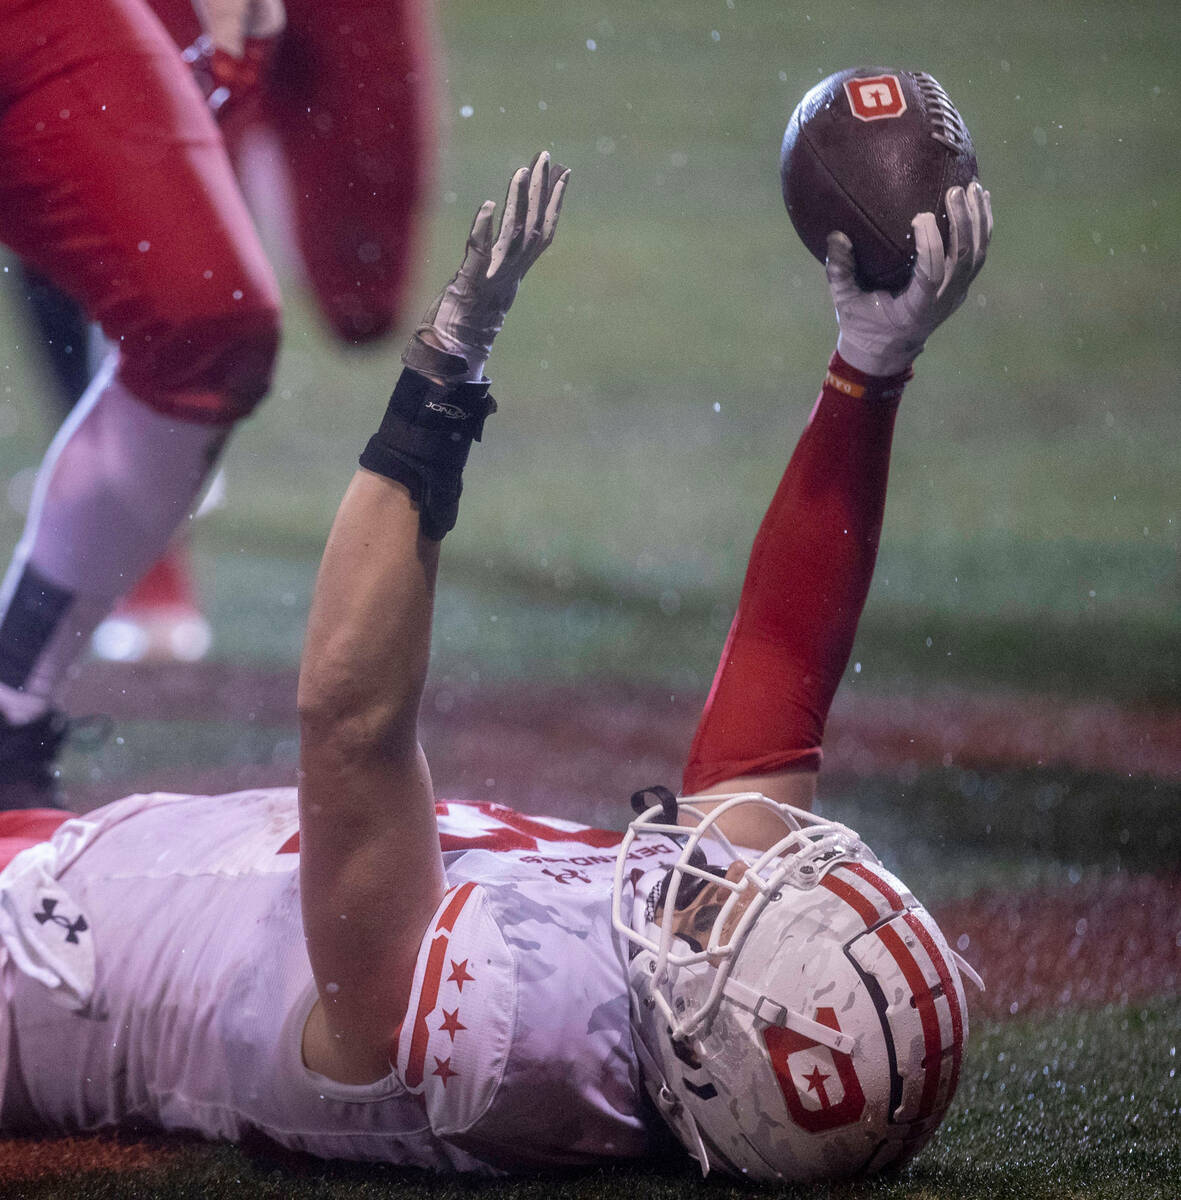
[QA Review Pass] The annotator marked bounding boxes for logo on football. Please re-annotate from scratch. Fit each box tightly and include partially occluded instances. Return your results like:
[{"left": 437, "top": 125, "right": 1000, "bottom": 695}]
[
  {"left": 844, "top": 75, "right": 907, "bottom": 121},
  {"left": 779, "top": 67, "right": 978, "bottom": 293}
]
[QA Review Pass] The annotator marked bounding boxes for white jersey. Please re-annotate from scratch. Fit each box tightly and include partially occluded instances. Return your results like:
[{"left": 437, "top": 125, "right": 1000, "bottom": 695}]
[{"left": 0, "top": 789, "right": 681, "bottom": 1171}]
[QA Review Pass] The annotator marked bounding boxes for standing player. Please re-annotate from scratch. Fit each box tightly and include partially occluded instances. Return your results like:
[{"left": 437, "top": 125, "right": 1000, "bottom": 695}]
[
  {"left": 0, "top": 0, "right": 282, "bottom": 807},
  {"left": 7, "top": 0, "right": 435, "bottom": 668},
  {"left": 0, "top": 154, "right": 992, "bottom": 1180}
]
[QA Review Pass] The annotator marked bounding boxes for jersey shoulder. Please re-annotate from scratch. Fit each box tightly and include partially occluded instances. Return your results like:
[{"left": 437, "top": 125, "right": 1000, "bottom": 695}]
[{"left": 393, "top": 881, "right": 513, "bottom": 1135}]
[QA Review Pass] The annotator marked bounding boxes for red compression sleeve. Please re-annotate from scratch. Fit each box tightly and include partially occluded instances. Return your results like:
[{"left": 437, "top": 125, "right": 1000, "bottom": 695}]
[{"left": 681, "top": 353, "right": 910, "bottom": 794}]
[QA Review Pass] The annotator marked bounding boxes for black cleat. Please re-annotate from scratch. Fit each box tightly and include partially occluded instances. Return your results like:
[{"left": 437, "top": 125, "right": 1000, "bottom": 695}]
[{"left": 0, "top": 709, "right": 72, "bottom": 811}]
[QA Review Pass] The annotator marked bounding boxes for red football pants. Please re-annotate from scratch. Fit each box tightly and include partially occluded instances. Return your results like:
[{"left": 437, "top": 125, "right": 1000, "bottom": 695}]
[
  {"left": 0, "top": 0, "right": 280, "bottom": 423},
  {"left": 268, "top": 0, "right": 435, "bottom": 343},
  {"left": 149, "top": 0, "right": 434, "bottom": 344},
  {"left": 682, "top": 356, "right": 906, "bottom": 793}
]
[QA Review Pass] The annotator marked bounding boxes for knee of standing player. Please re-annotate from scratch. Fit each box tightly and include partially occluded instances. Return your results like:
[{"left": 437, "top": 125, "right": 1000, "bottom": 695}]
[{"left": 116, "top": 290, "right": 282, "bottom": 424}]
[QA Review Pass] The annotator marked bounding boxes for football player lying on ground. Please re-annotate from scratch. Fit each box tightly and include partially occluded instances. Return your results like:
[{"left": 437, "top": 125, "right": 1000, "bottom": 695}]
[{"left": 0, "top": 153, "right": 991, "bottom": 1180}]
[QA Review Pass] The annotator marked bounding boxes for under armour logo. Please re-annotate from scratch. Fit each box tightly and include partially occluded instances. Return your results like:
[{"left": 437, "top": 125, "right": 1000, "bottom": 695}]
[{"left": 33, "top": 897, "right": 89, "bottom": 944}]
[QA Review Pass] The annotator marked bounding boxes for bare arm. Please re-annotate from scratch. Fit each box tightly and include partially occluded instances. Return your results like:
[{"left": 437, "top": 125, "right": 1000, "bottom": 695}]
[
  {"left": 297, "top": 153, "right": 570, "bottom": 1084},
  {"left": 679, "top": 184, "right": 991, "bottom": 854},
  {"left": 681, "top": 770, "right": 818, "bottom": 851},
  {"left": 298, "top": 471, "right": 444, "bottom": 1082}
]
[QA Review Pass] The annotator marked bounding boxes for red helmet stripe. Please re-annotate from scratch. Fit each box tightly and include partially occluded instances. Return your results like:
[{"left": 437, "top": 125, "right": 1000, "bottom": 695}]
[
  {"left": 820, "top": 870, "right": 881, "bottom": 926},
  {"left": 843, "top": 860, "right": 904, "bottom": 910},
  {"left": 876, "top": 922, "right": 944, "bottom": 1122},
  {"left": 812, "top": 864, "right": 954, "bottom": 1125},
  {"left": 903, "top": 910, "right": 965, "bottom": 1101}
]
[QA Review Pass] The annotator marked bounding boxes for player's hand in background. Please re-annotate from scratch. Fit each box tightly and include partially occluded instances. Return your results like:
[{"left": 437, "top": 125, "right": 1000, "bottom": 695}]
[
  {"left": 183, "top": 0, "right": 286, "bottom": 120},
  {"left": 404, "top": 151, "right": 571, "bottom": 385},
  {"left": 826, "top": 180, "right": 992, "bottom": 377}
]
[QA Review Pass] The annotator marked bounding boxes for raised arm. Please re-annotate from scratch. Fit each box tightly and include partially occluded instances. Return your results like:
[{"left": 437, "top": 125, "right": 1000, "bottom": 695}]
[
  {"left": 297, "top": 153, "right": 569, "bottom": 1083},
  {"left": 681, "top": 183, "right": 992, "bottom": 850}
]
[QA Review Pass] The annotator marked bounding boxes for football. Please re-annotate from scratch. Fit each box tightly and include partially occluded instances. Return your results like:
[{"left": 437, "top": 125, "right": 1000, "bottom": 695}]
[{"left": 779, "top": 67, "right": 978, "bottom": 293}]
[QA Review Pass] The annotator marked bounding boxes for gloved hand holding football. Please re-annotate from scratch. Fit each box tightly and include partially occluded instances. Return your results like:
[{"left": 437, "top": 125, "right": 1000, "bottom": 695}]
[{"left": 827, "top": 181, "right": 992, "bottom": 377}]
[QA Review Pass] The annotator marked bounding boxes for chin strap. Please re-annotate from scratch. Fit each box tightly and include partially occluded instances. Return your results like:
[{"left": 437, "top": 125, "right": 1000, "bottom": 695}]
[
  {"left": 721, "top": 975, "right": 857, "bottom": 1054},
  {"left": 630, "top": 1006, "right": 712, "bottom": 1177},
  {"left": 630, "top": 784, "right": 680, "bottom": 822}
]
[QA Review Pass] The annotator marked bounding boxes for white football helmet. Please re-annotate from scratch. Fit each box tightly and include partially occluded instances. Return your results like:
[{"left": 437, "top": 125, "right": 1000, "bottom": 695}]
[{"left": 612, "top": 789, "right": 983, "bottom": 1182}]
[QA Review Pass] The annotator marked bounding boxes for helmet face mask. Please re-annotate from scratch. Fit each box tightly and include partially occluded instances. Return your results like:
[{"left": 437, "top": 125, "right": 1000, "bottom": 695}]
[{"left": 612, "top": 791, "right": 980, "bottom": 1182}]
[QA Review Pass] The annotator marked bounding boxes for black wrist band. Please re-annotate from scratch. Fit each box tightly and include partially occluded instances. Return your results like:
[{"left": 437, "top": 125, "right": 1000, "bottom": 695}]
[{"left": 359, "top": 368, "right": 496, "bottom": 540}]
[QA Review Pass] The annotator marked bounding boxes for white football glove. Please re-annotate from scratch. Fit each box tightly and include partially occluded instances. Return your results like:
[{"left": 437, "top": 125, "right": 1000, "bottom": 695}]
[
  {"left": 404, "top": 151, "right": 571, "bottom": 384},
  {"left": 826, "top": 180, "right": 992, "bottom": 377}
]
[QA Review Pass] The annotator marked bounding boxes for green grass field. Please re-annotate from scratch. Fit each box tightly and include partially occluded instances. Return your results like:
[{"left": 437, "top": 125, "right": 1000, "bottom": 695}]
[
  {"left": 0, "top": 0, "right": 1177, "bottom": 1196},
  {"left": 7, "top": 998, "right": 1179, "bottom": 1199}
]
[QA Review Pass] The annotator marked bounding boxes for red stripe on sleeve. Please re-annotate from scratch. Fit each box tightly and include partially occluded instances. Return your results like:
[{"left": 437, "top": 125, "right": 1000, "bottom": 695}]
[
  {"left": 403, "top": 883, "right": 479, "bottom": 1088},
  {"left": 404, "top": 933, "right": 450, "bottom": 1088},
  {"left": 0, "top": 809, "right": 70, "bottom": 871},
  {"left": 436, "top": 881, "right": 477, "bottom": 933}
]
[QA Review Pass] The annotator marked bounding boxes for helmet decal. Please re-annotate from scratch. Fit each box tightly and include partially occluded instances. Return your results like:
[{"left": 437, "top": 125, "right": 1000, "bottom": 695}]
[{"left": 763, "top": 1007, "right": 866, "bottom": 1132}]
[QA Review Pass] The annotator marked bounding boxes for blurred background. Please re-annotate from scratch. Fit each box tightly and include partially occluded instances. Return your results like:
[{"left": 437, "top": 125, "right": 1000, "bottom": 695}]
[
  {"left": 0, "top": 6, "right": 1175, "bottom": 1191},
  {"left": 0, "top": 0, "right": 1175, "bottom": 768}
]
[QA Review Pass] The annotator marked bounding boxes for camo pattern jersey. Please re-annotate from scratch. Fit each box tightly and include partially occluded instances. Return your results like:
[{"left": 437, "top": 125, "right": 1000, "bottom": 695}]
[{"left": 0, "top": 790, "right": 678, "bottom": 1170}]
